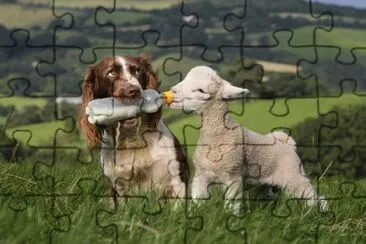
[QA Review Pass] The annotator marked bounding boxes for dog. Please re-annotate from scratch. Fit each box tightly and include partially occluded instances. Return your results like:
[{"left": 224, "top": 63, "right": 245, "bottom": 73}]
[{"left": 78, "top": 54, "right": 189, "bottom": 200}]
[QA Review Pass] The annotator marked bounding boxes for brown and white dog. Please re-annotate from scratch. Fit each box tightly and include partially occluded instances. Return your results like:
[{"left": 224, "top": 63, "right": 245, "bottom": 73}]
[{"left": 78, "top": 54, "right": 189, "bottom": 199}]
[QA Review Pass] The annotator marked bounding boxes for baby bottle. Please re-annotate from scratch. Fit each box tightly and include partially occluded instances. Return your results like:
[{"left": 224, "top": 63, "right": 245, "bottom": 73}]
[{"left": 86, "top": 89, "right": 174, "bottom": 125}]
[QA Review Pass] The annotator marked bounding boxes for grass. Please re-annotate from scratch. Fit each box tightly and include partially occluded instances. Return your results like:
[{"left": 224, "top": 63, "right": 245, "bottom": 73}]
[{"left": 0, "top": 162, "right": 365, "bottom": 243}]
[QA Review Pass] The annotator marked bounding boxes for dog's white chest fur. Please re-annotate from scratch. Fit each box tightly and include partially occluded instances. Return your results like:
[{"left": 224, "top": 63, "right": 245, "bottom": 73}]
[{"left": 100, "top": 121, "right": 184, "bottom": 196}]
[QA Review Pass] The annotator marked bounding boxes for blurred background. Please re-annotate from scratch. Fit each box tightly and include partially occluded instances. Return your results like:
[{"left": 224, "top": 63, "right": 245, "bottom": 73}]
[{"left": 0, "top": 0, "right": 365, "bottom": 184}]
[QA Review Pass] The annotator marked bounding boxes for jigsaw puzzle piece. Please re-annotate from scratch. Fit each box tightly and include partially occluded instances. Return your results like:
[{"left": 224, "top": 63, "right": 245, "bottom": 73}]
[
  {"left": 0, "top": 112, "right": 79, "bottom": 195},
  {"left": 178, "top": 1, "right": 244, "bottom": 62},
  {"left": 0, "top": 162, "right": 78, "bottom": 243},
  {"left": 163, "top": 46, "right": 256, "bottom": 90},
  {"left": 244, "top": 31, "right": 321, "bottom": 98},
  {"left": 49, "top": 2, "right": 116, "bottom": 63},
  {"left": 35, "top": 48, "right": 97, "bottom": 97},
  {"left": 271, "top": 179, "right": 365, "bottom": 243},
  {"left": 7, "top": 116, "right": 75, "bottom": 149},
  {"left": 0, "top": 166, "right": 109, "bottom": 243},
  {"left": 0, "top": 94, "right": 67, "bottom": 163},
  {"left": 0, "top": 2, "right": 71, "bottom": 48},
  {"left": 10, "top": 161, "right": 109, "bottom": 242},
  {"left": 0, "top": 194, "right": 58, "bottom": 243},
  {"left": 299, "top": 47, "right": 366, "bottom": 96},
  {"left": 225, "top": 0, "right": 333, "bottom": 47},
  {"left": 314, "top": 186, "right": 366, "bottom": 243},
  {"left": 0, "top": 45, "right": 57, "bottom": 97},
  {"left": 185, "top": 183, "right": 277, "bottom": 243},
  {"left": 95, "top": 196, "right": 192, "bottom": 243},
  {"left": 308, "top": 2, "right": 366, "bottom": 63},
  {"left": 0, "top": 20, "right": 58, "bottom": 96},
  {"left": 227, "top": 196, "right": 335, "bottom": 243},
  {"left": 316, "top": 90, "right": 366, "bottom": 177},
  {"left": 95, "top": 1, "right": 187, "bottom": 47},
  {"left": 41, "top": 176, "right": 111, "bottom": 243}
]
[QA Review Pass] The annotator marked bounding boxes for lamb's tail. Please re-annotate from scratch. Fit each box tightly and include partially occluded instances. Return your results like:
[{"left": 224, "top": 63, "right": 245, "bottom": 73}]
[{"left": 267, "top": 131, "right": 296, "bottom": 149}]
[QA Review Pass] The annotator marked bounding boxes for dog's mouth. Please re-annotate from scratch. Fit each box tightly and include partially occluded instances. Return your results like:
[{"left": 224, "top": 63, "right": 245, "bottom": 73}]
[{"left": 120, "top": 117, "right": 139, "bottom": 128}]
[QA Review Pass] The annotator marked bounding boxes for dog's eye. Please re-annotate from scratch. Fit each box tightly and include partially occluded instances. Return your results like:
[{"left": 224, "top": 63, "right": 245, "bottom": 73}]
[
  {"left": 130, "top": 66, "right": 142, "bottom": 76},
  {"left": 107, "top": 71, "right": 116, "bottom": 77},
  {"left": 197, "top": 89, "right": 205, "bottom": 93}
]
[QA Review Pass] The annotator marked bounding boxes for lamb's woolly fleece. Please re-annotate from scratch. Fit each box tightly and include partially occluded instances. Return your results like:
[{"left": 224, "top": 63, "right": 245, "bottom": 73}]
[{"left": 174, "top": 65, "right": 327, "bottom": 211}]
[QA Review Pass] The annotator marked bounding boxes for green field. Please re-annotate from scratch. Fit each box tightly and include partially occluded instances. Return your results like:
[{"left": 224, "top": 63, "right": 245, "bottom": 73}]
[
  {"left": 4, "top": 94, "right": 365, "bottom": 149},
  {"left": 0, "top": 161, "right": 365, "bottom": 243},
  {"left": 18, "top": 0, "right": 181, "bottom": 10},
  {"left": 89, "top": 10, "right": 152, "bottom": 26},
  {"left": 5, "top": 120, "right": 75, "bottom": 146},
  {"left": 270, "top": 26, "right": 366, "bottom": 61},
  {"left": 0, "top": 96, "right": 47, "bottom": 108},
  {"left": 0, "top": 4, "right": 55, "bottom": 28}
]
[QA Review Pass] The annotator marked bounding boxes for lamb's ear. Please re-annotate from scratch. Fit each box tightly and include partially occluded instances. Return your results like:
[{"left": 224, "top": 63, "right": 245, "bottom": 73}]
[{"left": 220, "top": 80, "right": 249, "bottom": 100}]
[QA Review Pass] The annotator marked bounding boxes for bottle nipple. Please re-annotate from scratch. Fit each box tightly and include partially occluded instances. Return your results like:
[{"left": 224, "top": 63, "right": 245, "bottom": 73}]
[{"left": 161, "top": 90, "right": 174, "bottom": 105}]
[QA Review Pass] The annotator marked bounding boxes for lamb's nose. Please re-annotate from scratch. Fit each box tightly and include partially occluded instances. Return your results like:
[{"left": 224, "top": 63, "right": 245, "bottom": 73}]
[{"left": 171, "top": 86, "right": 180, "bottom": 94}]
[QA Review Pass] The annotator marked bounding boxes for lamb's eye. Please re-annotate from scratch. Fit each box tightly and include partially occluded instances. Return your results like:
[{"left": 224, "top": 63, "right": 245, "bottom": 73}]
[
  {"left": 107, "top": 71, "right": 116, "bottom": 77},
  {"left": 197, "top": 89, "right": 205, "bottom": 93}
]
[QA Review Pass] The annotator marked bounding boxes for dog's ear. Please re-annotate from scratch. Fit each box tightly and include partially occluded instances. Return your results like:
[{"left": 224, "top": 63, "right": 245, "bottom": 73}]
[
  {"left": 139, "top": 52, "right": 152, "bottom": 61},
  {"left": 220, "top": 80, "right": 250, "bottom": 100},
  {"left": 78, "top": 65, "right": 102, "bottom": 148},
  {"left": 138, "top": 53, "right": 160, "bottom": 90},
  {"left": 146, "top": 67, "right": 159, "bottom": 90}
]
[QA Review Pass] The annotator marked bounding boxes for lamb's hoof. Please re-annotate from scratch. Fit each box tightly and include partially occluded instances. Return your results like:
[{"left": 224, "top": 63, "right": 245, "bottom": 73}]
[
  {"left": 170, "top": 198, "right": 185, "bottom": 211},
  {"left": 307, "top": 195, "right": 329, "bottom": 212},
  {"left": 225, "top": 200, "right": 241, "bottom": 215},
  {"left": 191, "top": 197, "right": 211, "bottom": 210},
  {"left": 318, "top": 196, "right": 329, "bottom": 212}
]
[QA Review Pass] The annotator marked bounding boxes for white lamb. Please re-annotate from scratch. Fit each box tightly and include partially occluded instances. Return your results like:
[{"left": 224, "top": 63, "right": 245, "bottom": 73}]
[{"left": 169, "top": 65, "right": 328, "bottom": 212}]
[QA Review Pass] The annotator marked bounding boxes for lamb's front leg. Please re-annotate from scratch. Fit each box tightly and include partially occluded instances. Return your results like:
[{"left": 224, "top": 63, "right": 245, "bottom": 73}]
[
  {"left": 223, "top": 179, "right": 243, "bottom": 214},
  {"left": 191, "top": 171, "right": 210, "bottom": 203}
]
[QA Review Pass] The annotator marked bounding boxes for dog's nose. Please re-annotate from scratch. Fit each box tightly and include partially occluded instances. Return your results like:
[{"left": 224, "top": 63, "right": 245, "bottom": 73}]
[{"left": 126, "top": 85, "right": 141, "bottom": 97}]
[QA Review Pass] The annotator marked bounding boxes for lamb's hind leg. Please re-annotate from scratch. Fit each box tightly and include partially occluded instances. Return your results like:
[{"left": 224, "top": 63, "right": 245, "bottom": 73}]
[{"left": 271, "top": 171, "right": 328, "bottom": 211}]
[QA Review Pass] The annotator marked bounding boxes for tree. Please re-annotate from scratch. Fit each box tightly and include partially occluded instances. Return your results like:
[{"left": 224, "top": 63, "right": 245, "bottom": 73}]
[
  {"left": 0, "top": 128, "right": 33, "bottom": 163},
  {"left": 63, "top": 35, "right": 92, "bottom": 48},
  {"left": 291, "top": 104, "right": 366, "bottom": 179},
  {"left": 0, "top": 0, "right": 17, "bottom": 3}
]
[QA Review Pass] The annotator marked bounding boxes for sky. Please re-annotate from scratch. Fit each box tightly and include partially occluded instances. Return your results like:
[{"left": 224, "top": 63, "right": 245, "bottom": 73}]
[{"left": 314, "top": 0, "right": 366, "bottom": 9}]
